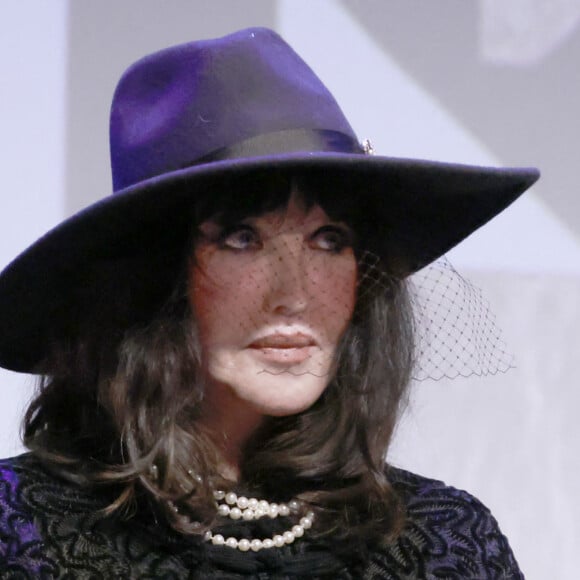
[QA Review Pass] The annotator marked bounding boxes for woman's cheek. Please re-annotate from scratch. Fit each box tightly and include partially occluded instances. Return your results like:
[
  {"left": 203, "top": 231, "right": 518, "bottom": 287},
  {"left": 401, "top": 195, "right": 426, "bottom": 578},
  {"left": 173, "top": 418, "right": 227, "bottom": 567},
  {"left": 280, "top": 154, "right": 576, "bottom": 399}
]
[{"left": 308, "top": 259, "right": 357, "bottom": 315}]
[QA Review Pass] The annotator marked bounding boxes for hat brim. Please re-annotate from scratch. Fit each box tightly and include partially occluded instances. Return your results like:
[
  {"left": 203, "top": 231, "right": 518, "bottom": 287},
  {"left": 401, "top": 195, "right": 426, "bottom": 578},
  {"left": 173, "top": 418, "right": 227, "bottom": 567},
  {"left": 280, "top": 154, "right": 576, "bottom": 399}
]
[{"left": 0, "top": 152, "right": 539, "bottom": 372}]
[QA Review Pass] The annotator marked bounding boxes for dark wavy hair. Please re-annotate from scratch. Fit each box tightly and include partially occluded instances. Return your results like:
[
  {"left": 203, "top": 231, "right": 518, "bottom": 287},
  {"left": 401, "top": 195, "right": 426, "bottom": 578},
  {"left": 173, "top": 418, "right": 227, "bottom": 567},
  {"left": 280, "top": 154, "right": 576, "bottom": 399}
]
[{"left": 23, "top": 172, "right": 416, "bottom": 546}]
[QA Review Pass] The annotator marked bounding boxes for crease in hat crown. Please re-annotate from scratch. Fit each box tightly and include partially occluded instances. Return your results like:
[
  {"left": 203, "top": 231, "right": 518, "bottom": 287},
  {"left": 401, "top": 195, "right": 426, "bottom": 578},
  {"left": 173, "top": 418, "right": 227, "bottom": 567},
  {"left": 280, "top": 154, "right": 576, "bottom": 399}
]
[{"left": 110, "top": 27, "right": 361, "bottom": 192}]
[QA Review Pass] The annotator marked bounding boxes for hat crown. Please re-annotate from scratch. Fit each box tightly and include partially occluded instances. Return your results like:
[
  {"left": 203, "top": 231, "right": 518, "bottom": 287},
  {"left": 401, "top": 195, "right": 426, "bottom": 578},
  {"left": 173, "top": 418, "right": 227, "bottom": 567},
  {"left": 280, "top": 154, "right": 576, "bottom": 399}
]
[{"left": 110, "top": 27, "right": 357, "bottom": 192}]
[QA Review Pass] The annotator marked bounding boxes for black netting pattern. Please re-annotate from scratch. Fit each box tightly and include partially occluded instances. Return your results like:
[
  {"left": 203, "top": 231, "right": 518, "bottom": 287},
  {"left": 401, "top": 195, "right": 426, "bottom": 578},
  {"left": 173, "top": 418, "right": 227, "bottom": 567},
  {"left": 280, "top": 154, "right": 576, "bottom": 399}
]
[
  {"left": 357, "top": 252, "right": 513, "bottom": 382},
  {"left": 410, "top": 258, "right": 513, "bottom": 381}
]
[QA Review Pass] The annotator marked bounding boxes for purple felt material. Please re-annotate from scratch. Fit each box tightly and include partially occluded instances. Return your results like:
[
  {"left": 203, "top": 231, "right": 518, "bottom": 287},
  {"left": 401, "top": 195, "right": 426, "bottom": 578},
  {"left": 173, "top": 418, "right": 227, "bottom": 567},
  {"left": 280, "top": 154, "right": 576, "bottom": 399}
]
[{"left": 110, "top": 28, "right": 356, "bottom": 191}]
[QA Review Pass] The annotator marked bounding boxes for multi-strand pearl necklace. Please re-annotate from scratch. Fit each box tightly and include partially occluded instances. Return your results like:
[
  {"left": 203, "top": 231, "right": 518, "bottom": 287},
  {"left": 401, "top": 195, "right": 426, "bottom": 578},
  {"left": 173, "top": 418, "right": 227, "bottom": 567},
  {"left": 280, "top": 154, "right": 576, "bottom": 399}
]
[
  {"left": 207, "top": 490, "right": 315, "bottom": 552},
  {"left": 213, "top": 490, "right": 298, "bottom": 520},
  {"left": 152, "top": 464, "right": 315, "bottom": 553}
]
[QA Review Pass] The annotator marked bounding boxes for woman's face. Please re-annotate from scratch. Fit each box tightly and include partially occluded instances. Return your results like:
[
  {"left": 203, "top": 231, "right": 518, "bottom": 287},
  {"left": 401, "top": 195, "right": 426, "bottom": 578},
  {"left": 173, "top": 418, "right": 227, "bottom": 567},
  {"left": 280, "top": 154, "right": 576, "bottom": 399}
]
[{"left": 189, "top": 192, "right": 357, "bottom": 421}]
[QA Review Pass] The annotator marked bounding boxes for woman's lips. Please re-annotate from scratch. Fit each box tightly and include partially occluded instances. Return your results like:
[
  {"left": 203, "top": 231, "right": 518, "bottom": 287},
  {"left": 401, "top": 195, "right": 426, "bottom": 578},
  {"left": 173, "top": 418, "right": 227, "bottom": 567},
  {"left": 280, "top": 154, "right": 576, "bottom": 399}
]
[
  {"left": 249, "top": 333, "right": 316, "bottom": 349},
  {"left": 248, "top": 333, "right": 317, "bottom": 365}
]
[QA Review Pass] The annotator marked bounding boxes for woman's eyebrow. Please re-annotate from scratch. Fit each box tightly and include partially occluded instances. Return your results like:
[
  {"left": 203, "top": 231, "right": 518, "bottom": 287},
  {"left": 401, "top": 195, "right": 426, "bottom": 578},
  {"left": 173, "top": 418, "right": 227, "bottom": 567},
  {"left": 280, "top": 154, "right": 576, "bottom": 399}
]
[
  {"left": 308, "top": 218, "right": 353, "bottom": 232},
  {"left": 329, "top": 219, "right": 353, "bottom": 229}
]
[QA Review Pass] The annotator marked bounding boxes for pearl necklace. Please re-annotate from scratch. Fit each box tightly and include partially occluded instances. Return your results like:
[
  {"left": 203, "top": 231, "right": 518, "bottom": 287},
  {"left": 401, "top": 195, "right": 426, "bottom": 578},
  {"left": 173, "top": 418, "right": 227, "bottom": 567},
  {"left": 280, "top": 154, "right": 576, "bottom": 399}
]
[
  {"left": 152, "top": 465, "right": 315, "bottom": 552},
  {"left": 213, "top": 490, "right": 298, "bottom": 520},
  {"left": 208, "top": 489, "right": 315, "bottom": 551}
]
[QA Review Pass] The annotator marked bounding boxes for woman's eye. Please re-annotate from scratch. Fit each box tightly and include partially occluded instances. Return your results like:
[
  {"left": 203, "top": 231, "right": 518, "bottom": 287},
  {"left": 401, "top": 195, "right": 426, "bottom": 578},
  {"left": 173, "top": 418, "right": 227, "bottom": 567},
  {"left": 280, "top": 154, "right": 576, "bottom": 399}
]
[
  {"left": 311, "top": 226, "right": 353, "bottom": 253},
  {"left": 219, "top": 225, "right": 260, "bottom": 250}
]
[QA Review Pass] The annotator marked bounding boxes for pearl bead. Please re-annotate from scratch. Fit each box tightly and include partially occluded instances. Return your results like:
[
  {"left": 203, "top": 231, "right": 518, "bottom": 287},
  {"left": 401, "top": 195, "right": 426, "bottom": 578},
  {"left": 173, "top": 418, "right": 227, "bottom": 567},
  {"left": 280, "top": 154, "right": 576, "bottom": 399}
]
[
  {"left": 250, "top": 539, "right": 263, "bottom": 552},
  {"left": 217, "top": 504, "right": 230, "bottom": 516},
  {"left": 288, "top": 500, "right": 300, "bottom": 511},
  {"left": 278, "top": 504, "right": 290, "bottom": 516},
  {"left": 273, "top": 534, "right": 285, "bottom": 547},
  {"left": 268, "top": 503, "right": 279, "bottom": 518},
  {"left": 204, "top": 531, "right": 212, "bottom": 541},
  {"left": 213, "top": 490, "right": 225, "bottom": 500},
  {"left": 283, "top": 531, "right": 295, "bottom": 544},
  {"left": 262, "top": 538, "right": 274, "bottom": 549},
  {"left": 242, "top": 508, "right": 255, "bottom": 521},
  {"left": 225, "top": 492, "right": 238, "bottom": 505},
  {"left": 254, "top": 507, "right": 267, "bottom": 518},
  {"left": 229, "top": 507, "right": 242, "bottom": 520},
  {"left": 166, "top": 501, "right": 179, "bottom": 513},
  {"left": 225, "top": 537, "right": 238, "bottom": 549},
  {"left": 237, "top": 496, "right": 249, "bottom": 509},
  {"left": 187, "top": 469, "right": 202, "bottom": 483},
  {"left": 300, "top": 516, "right": 313, "bottom": 529},
  {"left": 247, "top": 497, "right": 258, "bottom": 509},
  {"left": 258, "top": 500, "right": 269, "bottom": 512},
  {"left": 211, "top": 534, "right": 225, "bottom": 545},
  {"left": 238, "top": 538, "right": 250, "bottom": 552},
  {"left": 292, "top": 524, "right": 304, "bottom": 537}
]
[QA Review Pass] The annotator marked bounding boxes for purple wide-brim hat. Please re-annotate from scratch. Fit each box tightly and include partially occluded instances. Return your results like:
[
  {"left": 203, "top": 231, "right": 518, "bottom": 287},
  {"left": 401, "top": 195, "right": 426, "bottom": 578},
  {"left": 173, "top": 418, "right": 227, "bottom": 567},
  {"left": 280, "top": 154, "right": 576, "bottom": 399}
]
[{"left": 0, "top": 27, "right": 539, "bottom": 373}]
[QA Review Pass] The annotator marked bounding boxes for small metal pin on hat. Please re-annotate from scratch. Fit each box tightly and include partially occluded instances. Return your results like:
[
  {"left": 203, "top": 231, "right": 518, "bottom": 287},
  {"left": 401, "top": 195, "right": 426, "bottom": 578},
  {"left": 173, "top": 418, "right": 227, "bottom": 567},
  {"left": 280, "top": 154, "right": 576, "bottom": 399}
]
[{"left": 362, "top": 139, "right": 375, "bottom": 155}]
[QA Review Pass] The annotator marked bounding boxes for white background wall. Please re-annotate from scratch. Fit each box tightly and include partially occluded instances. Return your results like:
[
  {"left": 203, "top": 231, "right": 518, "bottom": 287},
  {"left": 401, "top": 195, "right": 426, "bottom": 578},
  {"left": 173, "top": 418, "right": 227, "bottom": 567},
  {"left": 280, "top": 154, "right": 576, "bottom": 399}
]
[
  {"left": 1, "top": 1, "right": 579, "bottom": 577},
  {"left": 0, "top": 1, "right": 68, "bottom": 456}
]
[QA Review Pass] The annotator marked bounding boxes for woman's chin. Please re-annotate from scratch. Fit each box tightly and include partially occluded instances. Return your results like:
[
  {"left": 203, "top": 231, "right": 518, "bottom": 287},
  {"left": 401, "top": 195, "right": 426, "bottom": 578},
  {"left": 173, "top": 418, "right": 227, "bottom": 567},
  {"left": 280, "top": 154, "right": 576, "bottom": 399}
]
[
  {"left": 204, "top": 354, "right": 332, "bottom": 418},
  {"left": 260, "top": 401, "right": 315, "bottom": 417},
  {"left": 231, "top": 376, "right": 328, "bottom": 418}
]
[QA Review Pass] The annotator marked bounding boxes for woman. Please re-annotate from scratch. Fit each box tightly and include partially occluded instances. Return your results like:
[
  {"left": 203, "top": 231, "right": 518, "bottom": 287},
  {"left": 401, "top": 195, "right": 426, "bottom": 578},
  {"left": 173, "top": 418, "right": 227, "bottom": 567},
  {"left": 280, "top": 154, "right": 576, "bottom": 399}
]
[{"left": 0, "top": 28, "right": 538, "bottom": 578}]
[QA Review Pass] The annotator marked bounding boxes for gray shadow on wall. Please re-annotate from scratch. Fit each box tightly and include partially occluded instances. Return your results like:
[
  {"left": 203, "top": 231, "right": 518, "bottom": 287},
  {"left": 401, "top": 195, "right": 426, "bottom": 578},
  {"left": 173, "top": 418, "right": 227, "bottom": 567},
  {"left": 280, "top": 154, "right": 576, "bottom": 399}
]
[
  {"left": 341, "top": 0, "right": 580, "bottom": 237},
  {"left": 65, "top": 0, "right": 276, "bottom": 214}
]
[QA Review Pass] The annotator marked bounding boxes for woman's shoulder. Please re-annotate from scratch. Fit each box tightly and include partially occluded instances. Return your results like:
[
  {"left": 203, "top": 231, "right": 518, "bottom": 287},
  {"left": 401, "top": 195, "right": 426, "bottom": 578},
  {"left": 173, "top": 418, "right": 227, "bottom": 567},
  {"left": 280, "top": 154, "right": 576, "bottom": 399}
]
[
  {"left": 0, "top": 452, "right": 93, "bottom": 507},
  {"left": 0, "top": 452, "right": 63, "bottom": 515},
  {"left": 388, "top": 464, "right": 498, "bottom": 514},
  {"left": 1, "top": 452, "right": 53, "bottom": 480},
  {"left": 0, "top": 453, "right": 58, "bottom": 576},
  {"left": 366, "top": 465, "right": 523, "bottom": 579},
  {"left": 0, "top": 453, "right": 118, "bottom": 577},
  {"left": 0, "top": 454, "right": 210, "bottom": 578}
]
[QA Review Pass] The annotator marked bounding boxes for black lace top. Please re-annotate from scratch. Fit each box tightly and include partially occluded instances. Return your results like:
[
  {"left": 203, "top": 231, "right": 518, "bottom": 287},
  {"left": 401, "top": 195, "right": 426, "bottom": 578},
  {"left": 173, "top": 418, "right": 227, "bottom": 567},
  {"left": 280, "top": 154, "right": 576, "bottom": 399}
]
[{"left": 0, "top": 454, "right": 523, "bottom": 578}]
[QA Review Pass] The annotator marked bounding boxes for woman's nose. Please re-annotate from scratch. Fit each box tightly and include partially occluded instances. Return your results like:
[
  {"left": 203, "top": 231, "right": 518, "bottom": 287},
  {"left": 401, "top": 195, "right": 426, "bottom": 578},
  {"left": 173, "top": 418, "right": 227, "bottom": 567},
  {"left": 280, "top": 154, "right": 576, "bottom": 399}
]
[{"left": 263, "top": 238, "right": 309, "bottom": 316}]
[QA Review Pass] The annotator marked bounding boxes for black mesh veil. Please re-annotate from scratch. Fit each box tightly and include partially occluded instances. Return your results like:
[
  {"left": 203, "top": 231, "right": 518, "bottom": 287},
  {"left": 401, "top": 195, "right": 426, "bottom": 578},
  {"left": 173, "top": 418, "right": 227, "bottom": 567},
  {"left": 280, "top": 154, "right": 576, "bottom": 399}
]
[
  {"left": 356, "top": 250, "right": 512, "bottom": 382},
  {"left": 409, "top": 257, "right": 512, "bottom": 381}
]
